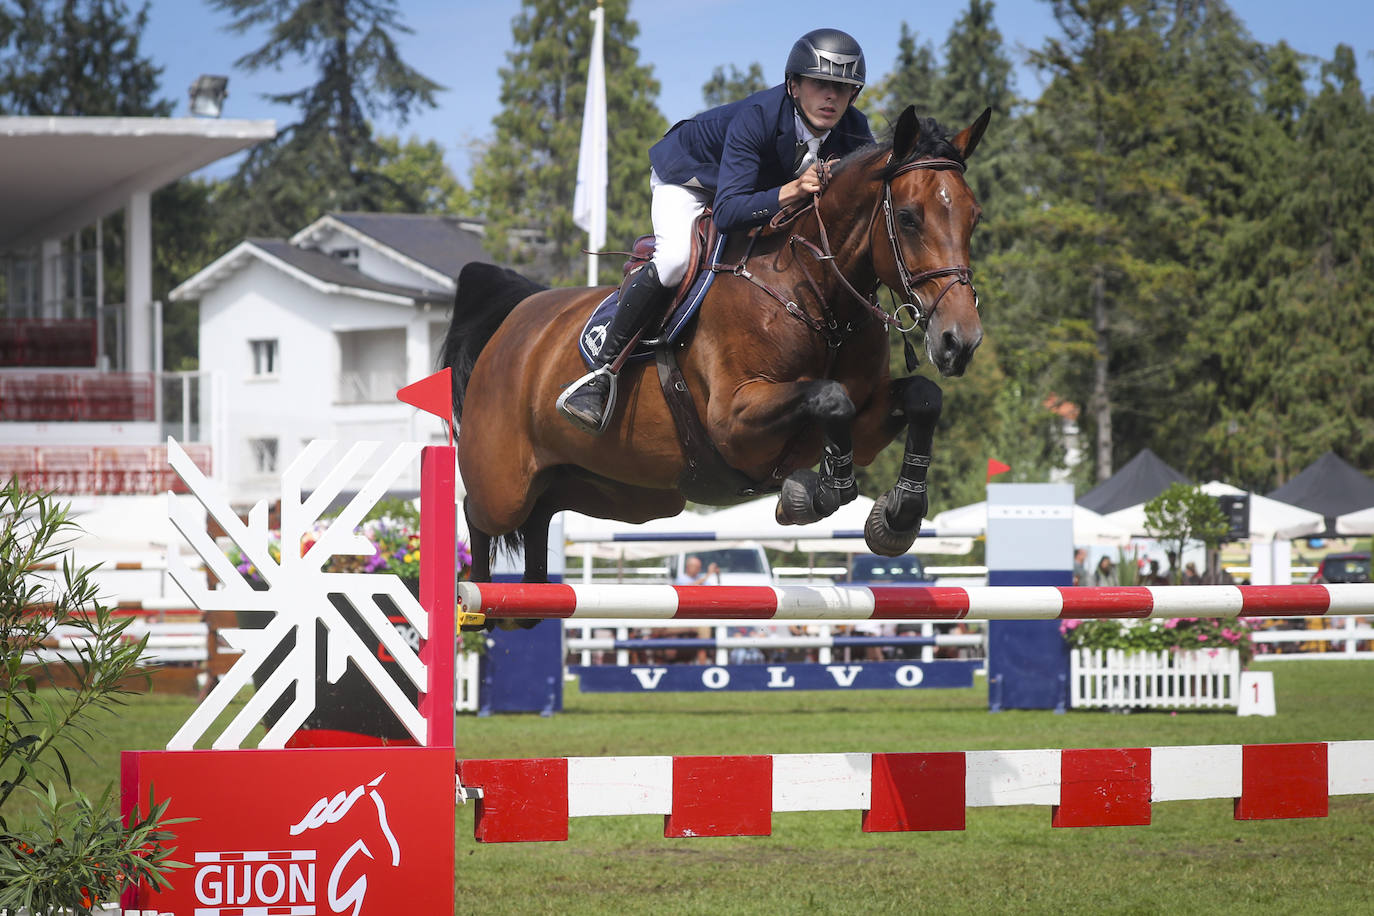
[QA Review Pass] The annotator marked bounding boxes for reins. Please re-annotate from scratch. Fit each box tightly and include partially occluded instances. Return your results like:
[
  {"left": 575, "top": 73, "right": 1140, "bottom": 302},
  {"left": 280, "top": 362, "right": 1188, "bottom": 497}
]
[{"left": 710, "top": 154, "right": 978, "bottom": 361}]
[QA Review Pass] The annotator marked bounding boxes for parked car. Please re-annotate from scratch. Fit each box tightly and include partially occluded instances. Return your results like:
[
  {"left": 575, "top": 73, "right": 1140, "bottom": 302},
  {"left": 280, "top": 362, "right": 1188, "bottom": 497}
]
[
  {"left": 846, "top": 553, "right": 936, "bottom": 586},
  {"left": 1310, "top": 552, "right": 1371, "bottom": 584}
]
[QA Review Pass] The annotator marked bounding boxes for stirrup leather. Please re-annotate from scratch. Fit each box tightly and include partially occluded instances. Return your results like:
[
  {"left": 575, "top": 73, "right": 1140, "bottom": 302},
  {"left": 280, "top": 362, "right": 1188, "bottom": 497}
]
[{"left": 556, "top": 365, "right": 620, "bottom": 435}]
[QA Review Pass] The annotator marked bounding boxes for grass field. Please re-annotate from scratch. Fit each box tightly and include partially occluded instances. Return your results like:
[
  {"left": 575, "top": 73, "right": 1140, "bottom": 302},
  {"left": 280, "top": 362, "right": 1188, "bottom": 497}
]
[{"left": 60, "top": 660, "right": 1374, "bottom": 914}]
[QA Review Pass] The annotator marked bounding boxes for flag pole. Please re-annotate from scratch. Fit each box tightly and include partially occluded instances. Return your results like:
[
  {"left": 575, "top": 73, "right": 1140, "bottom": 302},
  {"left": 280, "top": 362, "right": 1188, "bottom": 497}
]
[{"left": 574, "top": 1, "right": 608, "bottom": 288}]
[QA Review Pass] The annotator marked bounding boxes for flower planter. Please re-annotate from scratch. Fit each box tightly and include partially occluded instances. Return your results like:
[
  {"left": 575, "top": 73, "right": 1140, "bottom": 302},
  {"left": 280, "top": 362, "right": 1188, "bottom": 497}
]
[{"left": 1069, "top": 647, "right": 1241, "bottom": 710}]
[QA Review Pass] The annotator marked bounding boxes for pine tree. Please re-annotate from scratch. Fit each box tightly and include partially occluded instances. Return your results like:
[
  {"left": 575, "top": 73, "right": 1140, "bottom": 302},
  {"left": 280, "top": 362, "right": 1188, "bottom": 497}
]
[
  {"left": 0, "top": 0, "right": 168, "bottom": 116},
  {"left": 858, "top": 4, "right": 1065, "bottom": 507},
  {"left": 1001, "top": 0, "right": 1185, "bottom": 484},
  {"left": 1211, "top": 44, "right": 1374, "bottom": 484},
  {"left": 701, "top": 63, "right": 767, "bottom": 110},
  {"left": 209, "top": 0, "right": 445, "bottom": 238},
  {"left": 470, "top": 0, "right": 666, "bottom": 285},
  {"left": 872, "top": 22, "right": 940, "bottom": 131}
]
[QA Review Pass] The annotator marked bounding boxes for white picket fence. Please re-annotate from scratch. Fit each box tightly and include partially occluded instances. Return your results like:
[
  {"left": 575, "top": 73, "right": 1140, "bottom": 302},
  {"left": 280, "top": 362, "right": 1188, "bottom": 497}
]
[
  {"left": 455, "top": 651, "right": 481, "bottom": 713},
  {"left": 1070, "top": 648, "right": 1241, "bottom": 710}
]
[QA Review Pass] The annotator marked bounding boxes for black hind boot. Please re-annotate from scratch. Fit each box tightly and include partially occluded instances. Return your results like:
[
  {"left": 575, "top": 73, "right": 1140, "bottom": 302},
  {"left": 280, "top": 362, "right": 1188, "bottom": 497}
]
[{"left": 557, "top": 262, "right": 674, "bottom": 434}]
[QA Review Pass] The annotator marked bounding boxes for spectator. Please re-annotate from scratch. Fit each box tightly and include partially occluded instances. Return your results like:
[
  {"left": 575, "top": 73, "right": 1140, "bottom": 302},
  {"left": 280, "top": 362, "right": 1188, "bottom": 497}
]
[
  {"left": 1182, "top": 562, "right": 1203, "bottom": 585},
  {"left": 675, "top": 555, "right": 719, "bottom": 585},
  {"left": 674, "top": 556, "right": 719, "bottom": 662},
  {"left": 1094, "top": 555, "right": 1119, "bottom": 587},
  {"left": 1073, "top": 548, "right": 1089, "bottom": 586}
]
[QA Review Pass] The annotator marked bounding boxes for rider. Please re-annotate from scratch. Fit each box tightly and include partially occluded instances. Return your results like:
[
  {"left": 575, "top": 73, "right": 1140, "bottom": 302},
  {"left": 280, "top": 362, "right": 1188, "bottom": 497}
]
[{"left": 557, "top": 27, "right": 876, "bottom": 434}]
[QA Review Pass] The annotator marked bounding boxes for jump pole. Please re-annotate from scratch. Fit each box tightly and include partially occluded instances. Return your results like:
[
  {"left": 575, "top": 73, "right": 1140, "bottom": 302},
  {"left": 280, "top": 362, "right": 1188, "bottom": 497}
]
[{"left": 458, "top": 580, "right": 1374, "bottom": 622}]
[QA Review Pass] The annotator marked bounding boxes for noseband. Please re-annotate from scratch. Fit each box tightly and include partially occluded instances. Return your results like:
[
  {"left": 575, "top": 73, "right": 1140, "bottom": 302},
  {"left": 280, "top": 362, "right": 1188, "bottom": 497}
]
[{"left": 880, "top": 157, "right": 978, "bottom": 333}]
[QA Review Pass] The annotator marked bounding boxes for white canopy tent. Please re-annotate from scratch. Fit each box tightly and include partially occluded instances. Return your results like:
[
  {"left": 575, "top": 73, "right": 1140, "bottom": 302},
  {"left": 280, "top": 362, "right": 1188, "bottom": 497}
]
[
  {"left": 1100, "top": 480, "right": 1324, "bottom": 542},
  {"left": 1336, "top": 504, "right": 1374, "bottom": 535},
  {"left": 1098, "top": 481, "right": 1325, "bottom": 584},
  {"left": 929, "top": 500, "right": 1132, "bottom": 547},
  {"left": 560, "top": 495, "right": 976, "bottom": 563}
]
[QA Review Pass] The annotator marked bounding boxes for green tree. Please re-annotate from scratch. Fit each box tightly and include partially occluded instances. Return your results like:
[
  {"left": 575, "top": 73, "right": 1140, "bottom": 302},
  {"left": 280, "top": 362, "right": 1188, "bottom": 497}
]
[
  {"left": 1, "top": 481, "right": 185, "bottom": 911},
  {"left": 1143, "top": 482, "right": 1229, "bottom": 583},
  {"left": 939, "top": 0, "right": 1014, "bottom": 121},
  {"left": 0, "top": 0, "right": 169, "bottom": 116},
  {"left": 859, "top": 4, "right": 1061, "bottom": 512},
  {"left": 371, "top": 133, "right": 473, "bottom": 214},
  {"left": 998, "top": 0, "right": 1187, "bottom": 484},
  {"left": 210, "top": 0, "right": 445, "bottom": 238},
  {"left": 701, "top": 62, "right": 767, "bottom": 110},
  {"left": 470, "top": 0, "right": 666, "bottom": 285},
  {"left": 871, "top": 22, "right": 939, "bottom": 130},
  {"left": 1211, "top": 45, "right": 1374, "bottom": 485}
]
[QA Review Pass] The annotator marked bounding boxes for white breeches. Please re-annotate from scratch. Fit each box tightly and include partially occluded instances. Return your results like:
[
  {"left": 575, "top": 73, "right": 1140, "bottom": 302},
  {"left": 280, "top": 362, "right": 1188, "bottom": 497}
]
[{"left": 649, "top": 169, "right": 713, "bottom": 287}]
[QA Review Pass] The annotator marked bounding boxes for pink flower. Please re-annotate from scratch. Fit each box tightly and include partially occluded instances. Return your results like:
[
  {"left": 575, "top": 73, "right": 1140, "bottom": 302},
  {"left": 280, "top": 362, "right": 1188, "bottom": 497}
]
[
  {"left": 1197, "top": 634, "right": 1208, "bottom": 641},
  {"left": 1164, "top": 619, "right": 1178, "bottom": 629}
]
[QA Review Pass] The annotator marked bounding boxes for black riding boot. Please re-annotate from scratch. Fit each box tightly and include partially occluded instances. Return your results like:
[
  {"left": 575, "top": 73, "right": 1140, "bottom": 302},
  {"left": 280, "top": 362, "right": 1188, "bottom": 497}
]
[{"left": 557, "top": 262, "right": 674, "bottom": 434}]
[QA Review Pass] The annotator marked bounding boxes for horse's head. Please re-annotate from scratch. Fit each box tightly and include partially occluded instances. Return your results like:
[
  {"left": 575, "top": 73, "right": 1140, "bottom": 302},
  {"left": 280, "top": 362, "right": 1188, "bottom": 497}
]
[{"left": 871, "top": 106, "right": 991, "bottom": 377}]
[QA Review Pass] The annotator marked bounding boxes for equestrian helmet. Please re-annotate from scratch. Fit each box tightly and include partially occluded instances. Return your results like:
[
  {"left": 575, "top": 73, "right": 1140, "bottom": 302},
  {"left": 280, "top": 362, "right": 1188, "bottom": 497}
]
[{"left": 785, "top": 28, "right": 866, "bottom": 88}]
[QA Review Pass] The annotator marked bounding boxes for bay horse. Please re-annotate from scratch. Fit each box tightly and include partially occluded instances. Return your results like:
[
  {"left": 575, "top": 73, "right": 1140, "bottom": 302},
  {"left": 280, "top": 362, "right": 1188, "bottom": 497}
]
[{"left": 442, "top": 106, "right": 990, "bottom": 586}]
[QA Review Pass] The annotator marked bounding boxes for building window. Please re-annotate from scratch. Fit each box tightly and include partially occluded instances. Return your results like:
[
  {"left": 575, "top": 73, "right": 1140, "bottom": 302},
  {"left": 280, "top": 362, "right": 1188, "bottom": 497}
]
[
  {"left": 330, "top": 247, "right": 360, "bottom": 268},
  {"left": 249, "top": 438, "right": 278, "bottom": 474},
  {"left": 250, "top": 339, "right": 279, "bottom": 376}
]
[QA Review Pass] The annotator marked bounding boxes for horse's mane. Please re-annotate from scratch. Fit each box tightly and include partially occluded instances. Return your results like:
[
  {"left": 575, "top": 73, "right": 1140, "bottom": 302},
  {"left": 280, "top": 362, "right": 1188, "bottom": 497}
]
[{"left": 829, "top": 115, "right": 965, "bottom": 181}]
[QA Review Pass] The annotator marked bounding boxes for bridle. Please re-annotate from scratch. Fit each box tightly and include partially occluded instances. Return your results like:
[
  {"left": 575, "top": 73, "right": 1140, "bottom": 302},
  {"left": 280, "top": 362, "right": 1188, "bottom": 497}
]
[
  {"left": 717, "top": 152, "right": 978, "bottom": 351},
  {"left": 878, "top": 157, "right": 978, "bottom": 334}
]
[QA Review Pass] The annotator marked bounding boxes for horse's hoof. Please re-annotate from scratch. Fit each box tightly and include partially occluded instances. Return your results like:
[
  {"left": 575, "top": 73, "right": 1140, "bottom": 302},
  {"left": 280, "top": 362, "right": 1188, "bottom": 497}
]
[
  {"left": 864, "top": 492, "right": 919, "bottom": 556},
  {"left": 776, "top": 470, "right": 823, "bottom": 525}
]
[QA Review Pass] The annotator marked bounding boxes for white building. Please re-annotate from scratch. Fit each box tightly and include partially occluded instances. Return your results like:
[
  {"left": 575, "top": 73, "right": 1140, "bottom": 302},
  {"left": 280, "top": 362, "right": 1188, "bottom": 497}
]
[{"left": 172, "top": 212, "right": 492, "bottom": 503}]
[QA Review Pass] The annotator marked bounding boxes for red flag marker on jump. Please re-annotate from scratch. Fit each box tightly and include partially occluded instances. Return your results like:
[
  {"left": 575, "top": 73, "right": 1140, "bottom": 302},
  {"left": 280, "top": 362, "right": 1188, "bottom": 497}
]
[
  {"left": 986, "top": 458, "right": 1011, "bottom": 482},
  {"left": 397, "top": 368, "right": 454, "bottom": 445}
]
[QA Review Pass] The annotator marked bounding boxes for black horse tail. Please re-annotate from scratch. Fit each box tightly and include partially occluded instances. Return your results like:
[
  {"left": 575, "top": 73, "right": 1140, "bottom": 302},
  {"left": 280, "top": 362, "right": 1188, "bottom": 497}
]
[
  {"left": 440, "top": 262, "right": 547, "bottom": 561},
  {"left": 440, "top": 261, "right": 548, "bottom": 423}
]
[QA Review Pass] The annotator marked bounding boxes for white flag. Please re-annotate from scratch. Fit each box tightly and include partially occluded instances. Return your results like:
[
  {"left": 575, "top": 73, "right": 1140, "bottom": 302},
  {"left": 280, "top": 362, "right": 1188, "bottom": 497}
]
[{"left": 573, "top": 4, "right": 607, "bottom": 285}]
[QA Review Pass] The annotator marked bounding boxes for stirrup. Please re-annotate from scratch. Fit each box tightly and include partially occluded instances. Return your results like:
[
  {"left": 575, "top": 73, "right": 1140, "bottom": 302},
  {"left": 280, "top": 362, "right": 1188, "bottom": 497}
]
[{"left": 555, "top": 365, "right": 620, "bottom": 435}]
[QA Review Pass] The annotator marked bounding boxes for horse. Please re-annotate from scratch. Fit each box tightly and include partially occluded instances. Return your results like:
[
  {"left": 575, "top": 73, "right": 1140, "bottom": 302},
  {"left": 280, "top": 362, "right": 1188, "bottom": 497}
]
[{"left": 442, "top": 106, "right": 990, "bottom": 586}]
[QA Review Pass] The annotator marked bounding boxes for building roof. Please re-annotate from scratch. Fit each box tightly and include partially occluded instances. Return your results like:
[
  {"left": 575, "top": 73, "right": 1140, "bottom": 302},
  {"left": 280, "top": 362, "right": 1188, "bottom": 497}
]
[
  {"left": 293, "top": 212, "right": 488, "bottom": 283},
  {"left": 0, "top": 116, "right": 275, "bottom": 250},
  {"left": 1077, "top": 448, "right": 1191, "bottom": 515},
  {"left": 170, "top": 238, "right": 450, "bottom": 305},
  {"left": 171, "top": 211, "right": 493, "bottom": 304}
]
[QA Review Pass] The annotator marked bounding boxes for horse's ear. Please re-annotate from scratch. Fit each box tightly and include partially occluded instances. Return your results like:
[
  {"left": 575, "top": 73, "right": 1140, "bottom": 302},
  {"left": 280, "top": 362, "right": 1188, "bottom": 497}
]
[
  {"left": 952, "top": 108, "right": 992, "bottom": 160},
  {"left": 892, "top": 106, "right": 921, "bottom": 159}
]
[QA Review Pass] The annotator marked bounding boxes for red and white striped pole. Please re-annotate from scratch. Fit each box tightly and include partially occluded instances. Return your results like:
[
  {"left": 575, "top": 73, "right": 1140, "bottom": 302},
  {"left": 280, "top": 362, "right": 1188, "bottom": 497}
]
[{"left": 458, "top": 581, "right": 1374, "bottom": 622}]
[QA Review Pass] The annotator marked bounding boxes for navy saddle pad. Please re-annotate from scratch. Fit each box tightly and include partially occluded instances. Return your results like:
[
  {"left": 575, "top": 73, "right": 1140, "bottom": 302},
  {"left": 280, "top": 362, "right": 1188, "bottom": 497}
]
[{"left": 577, "top": 235, "right": 726, "bottom": 370}]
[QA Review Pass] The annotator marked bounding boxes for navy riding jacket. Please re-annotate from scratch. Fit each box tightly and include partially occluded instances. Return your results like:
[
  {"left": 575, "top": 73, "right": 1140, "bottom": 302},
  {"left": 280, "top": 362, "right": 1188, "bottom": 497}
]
[{"left": 648, "top": 83, "right": 874, "bottom": 233}]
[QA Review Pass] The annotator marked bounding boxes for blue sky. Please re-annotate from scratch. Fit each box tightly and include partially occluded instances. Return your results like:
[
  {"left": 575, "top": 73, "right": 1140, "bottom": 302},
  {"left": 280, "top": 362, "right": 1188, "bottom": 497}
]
[{"left": 143, "top": 0, "right": 1374, "bottom": 183}]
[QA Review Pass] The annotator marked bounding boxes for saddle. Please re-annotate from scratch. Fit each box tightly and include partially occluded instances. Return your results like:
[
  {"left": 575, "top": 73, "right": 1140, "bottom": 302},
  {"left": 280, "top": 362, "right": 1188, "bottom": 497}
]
[
  {"left": 620, "top": 210, "right": 720, "bottom": 301},
  {"left": 576, "top": 214, "right": 723, "bottom": 369},
  {"left": 577, "top": 214, "right": 769, "bottom": 505}
]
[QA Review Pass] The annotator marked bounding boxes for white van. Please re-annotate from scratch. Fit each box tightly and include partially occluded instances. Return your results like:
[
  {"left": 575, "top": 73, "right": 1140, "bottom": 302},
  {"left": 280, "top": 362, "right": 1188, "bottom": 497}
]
[{"left": 670, "top": 543, "right": 774, "bottom": 585}]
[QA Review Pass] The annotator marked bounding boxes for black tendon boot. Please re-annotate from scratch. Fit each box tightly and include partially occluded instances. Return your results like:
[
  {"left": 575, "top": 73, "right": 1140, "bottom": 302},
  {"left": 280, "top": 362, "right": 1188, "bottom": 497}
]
[{"left": 557, "top": 262, "right": 674, "bottom": 433}]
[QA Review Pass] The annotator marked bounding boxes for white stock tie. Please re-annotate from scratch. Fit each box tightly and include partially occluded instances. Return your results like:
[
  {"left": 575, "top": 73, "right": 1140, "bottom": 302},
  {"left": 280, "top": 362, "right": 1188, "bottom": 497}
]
[{"left": 794, "top": 136, "right": 821, "bottom": 177}]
